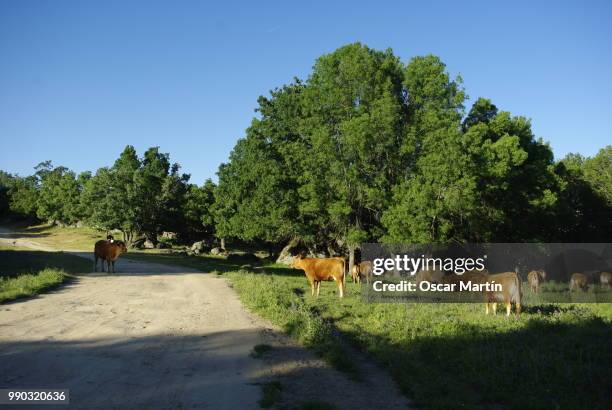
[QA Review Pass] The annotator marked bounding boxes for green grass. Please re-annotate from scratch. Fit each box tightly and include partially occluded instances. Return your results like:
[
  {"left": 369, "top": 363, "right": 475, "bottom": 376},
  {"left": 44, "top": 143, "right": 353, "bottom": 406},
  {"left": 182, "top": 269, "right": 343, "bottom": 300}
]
[
  {"left": 226, "top": 271, "right": 611, "bottom": 410},
  {"left": 0, "top": 245, "right": 91, "bottom": 302},
  {"left": 0, "top": 267, "right": 68, "bottom": 302}
]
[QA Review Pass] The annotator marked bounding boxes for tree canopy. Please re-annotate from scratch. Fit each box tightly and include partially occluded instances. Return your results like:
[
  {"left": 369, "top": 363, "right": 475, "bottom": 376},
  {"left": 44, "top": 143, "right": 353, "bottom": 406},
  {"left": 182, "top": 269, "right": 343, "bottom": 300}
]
[{"left": 1, "top": 43, "right": 610, "bottom": 253}]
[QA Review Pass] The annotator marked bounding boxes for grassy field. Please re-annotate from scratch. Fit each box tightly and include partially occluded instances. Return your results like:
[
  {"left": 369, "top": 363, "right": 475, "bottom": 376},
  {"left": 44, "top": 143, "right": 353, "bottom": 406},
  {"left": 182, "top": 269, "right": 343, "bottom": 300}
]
[
  {"left": 2, "top": 222, "right": 105, "bottom": 250},
  {"left": 0, "top": 244, "right": 91, "bottom": 302}
]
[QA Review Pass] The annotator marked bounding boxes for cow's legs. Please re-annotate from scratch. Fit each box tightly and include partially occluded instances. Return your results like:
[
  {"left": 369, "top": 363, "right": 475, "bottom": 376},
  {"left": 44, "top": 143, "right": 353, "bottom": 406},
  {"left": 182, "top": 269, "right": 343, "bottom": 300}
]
[
  {"left": 485, "top": 303, "right": 489, "bottom": 315},
  {"left": 93, "top": 256, "right": 97, "bottom": 272},
  {"left": 110, "top": 260, "right": 115, "bottom": 274},
  {"left": 506, "top": 303, "right": 511, "bottom": 317},
  {"left": 310, "top": 280, "right": 315, "bottom": 296},
  {"left": 316, "top": 281, "right": 321, "bottom": 297},
  {"left": 338, "top": 281, "right": 344, "bottom": 298},
  {"left": 515, "top": 302, "right": 521, "bottom": 316},
  {"left": 492, "top": 303, "right": 498, "bottom": 315}
]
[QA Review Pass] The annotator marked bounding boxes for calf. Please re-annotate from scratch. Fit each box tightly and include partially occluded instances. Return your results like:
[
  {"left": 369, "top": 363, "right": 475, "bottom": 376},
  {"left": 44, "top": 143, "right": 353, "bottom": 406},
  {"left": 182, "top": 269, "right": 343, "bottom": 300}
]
[
  {"left": 600, "top": 272, "right": 611, "bottom": 289},
  {"left": 570, "top": 273, "right": 589, "bottom": 292},
  {"left": 292, "top": 256, "right": 346, "bottom": 298},
  {"left": 94, "top": 239, "right": 128, "bottom": 273},
  {"left": 527, "top": 269, "right": 546, "bottom": 294}
]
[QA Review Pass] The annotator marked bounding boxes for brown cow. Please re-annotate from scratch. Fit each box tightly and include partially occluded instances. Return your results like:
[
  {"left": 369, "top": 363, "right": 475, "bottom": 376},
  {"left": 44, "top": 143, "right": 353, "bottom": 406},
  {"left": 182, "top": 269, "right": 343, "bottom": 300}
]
[
  {"left": 94, "top": 239, "right": 127, "bottom": 273},
  {"left": 527, "top": 269, "right": 546, "bottom": 294},
  {"left": 292, "top": 256, "right": 345, "bottom": 298},
  {"left": 351, "top": 261, "right": 373, "bottom": 284},
  {"left": 600, "top": 272, "right": 611, "bottom": 289},
  {"left": 569, "top": 273, "right": 589, "bottom": 292}
]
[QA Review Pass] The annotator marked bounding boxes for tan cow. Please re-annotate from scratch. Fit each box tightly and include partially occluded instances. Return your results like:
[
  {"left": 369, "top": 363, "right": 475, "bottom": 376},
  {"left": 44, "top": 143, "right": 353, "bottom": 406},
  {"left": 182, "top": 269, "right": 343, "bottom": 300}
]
[
  {"left": 292, "top": 256, "right": 346, "bottom": 298},
  {"left": 484, "top": 272, "right": 522, "bottom": 316},
  {"left": 351, "top": 261, "right": 373, "bottom": 284},
  {"left": 94, "top": 239, "right": 128, "bottom": 273},
  {"left": 527, "top": 269, "right": 546, "bottom": 294},
  {"left": 570, "top": 273, "right": 589, "bottom": 292},
  {"left": 442, "top": 271, "right": 521, "bottom": 316},
  {"left": 600, "top": 272, "right": 611, "bottom": 289}
]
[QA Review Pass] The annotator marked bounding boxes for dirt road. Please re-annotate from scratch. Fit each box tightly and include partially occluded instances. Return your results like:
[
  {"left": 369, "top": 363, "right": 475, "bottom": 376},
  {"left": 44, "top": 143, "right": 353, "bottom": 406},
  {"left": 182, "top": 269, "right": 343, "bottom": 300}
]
[{"left": 0, "top": 230, "right": 410, "bottom": 409}]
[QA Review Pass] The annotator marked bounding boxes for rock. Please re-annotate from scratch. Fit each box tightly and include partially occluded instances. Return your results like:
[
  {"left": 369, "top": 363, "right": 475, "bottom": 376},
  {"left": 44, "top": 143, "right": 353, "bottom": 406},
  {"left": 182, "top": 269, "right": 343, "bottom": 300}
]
[
  {"left": 210, "top": 247, "right": 226, "bottom": 256},
  {"left": 132, "top": 238, "right": 146, "bottom": 249},
  {"left": 276, "top": 237, "right": 301, "bottom": 265},
  {"left": 143, "top": 239, "right": 155, "bottom": 249},
  {"left": 191, "top": 241, "right": 209, "bottom": 253},
  {"left": 161, "top": 231, "right": 178, "bottom": 240}
]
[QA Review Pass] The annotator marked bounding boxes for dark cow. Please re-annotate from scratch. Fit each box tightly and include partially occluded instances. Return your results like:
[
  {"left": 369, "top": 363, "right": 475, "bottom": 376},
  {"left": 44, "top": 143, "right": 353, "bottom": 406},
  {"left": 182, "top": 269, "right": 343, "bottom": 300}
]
[
  {"left": 94, "top": 239, "right": 127, "bottom": 273},
  {"left": 351, "top": 261, "right": 373, "bottom": 285}
]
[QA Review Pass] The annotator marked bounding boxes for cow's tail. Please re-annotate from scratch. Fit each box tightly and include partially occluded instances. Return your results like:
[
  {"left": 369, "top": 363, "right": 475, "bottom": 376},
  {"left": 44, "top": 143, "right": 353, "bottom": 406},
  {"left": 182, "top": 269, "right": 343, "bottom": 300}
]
[{"left": 513, "top": 272, "right": 522, "bottom": 314}]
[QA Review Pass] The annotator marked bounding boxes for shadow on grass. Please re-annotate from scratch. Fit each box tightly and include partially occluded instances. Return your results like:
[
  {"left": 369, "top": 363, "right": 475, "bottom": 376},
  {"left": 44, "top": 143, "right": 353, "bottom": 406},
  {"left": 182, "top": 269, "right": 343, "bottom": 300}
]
[
  {"left": 338, "top": 315, "right": 611, "bottom": 410},
  {"left": 0, "top": 249, "right": 91, "bottom": 278}
]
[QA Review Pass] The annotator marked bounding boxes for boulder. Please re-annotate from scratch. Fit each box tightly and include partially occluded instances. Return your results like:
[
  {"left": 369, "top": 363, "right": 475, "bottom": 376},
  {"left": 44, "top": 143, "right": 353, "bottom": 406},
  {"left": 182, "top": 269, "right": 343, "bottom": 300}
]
[
  {"left": 161, "top": 231, "right": 178, "bottom": 240},
  {"left": 143, "top": 239, "right": 155, "bottom": 249},
  {"left": 132, "top": 238, "right": 146, "bottom": 249},
  {"left": 210, "top": 247, "right": 226, "bottom": 256},
  {"left": 276, "top": 237, "right": 301, "bottom": 265},
  {"left": 191, "top": 241, "right": 209, "bottom": 254}
]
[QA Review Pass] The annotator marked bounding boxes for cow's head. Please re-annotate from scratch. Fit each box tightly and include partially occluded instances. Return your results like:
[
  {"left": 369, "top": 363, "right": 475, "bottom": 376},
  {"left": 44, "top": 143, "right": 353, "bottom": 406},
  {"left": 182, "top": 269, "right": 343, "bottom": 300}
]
[
  {"left": 291, "top": 255, "right": 304, "bottom": 269},
  {"left": 115, "top": 241, "right": 128, "bottom": 254}
]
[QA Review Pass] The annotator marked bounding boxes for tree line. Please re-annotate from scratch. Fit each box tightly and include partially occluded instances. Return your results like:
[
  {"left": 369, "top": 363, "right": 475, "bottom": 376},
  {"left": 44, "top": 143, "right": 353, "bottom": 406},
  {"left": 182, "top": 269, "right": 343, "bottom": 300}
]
[{"left": 1, "top": 43, "right": 610, "bottom": 268}]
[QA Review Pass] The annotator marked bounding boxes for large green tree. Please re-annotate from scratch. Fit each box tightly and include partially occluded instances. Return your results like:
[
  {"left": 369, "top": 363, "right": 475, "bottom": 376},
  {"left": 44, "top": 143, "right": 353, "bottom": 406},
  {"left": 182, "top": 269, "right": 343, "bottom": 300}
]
[{"left": 298, "top": 43, "right": 407, "bottom": 269}]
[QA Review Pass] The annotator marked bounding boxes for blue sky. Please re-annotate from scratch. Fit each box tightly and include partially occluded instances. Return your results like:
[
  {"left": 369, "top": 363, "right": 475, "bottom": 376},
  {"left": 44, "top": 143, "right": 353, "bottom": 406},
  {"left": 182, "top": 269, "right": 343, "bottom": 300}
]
[{"left": 1, "top": 0, "right": 610, "bottom": 184}]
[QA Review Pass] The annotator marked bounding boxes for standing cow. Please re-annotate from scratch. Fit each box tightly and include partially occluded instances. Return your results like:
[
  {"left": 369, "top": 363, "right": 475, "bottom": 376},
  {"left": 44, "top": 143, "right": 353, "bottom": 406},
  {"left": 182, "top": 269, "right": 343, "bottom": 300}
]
[
  {"left": 485, "top": 272, "right": 522, "bottom": 316},
  {"left": 94, "top": 239, "right": 127, "bottom": 273},
  {"left": 351, "top": 261, "right": 373, "bottom": 284},
  {"left": 569, "top": 273, "right": 589, "bottom": 292},
  {"left": 527, "top": 269, "right": 546, "bottom": 294},
  {"left": 292, "top": 256, "right": 346, "bottom": 298},
  {"left": 600, "top": 272, "right": 611, "bottom": 289}
]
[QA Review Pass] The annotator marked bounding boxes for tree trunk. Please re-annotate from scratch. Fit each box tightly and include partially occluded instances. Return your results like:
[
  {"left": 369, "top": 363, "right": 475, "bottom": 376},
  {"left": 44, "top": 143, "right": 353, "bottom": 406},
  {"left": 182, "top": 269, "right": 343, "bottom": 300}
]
[
  {"left": 348, "top": 244, "right": 356, "bottom": 284},
  {"left": 220, "top": 237, "right": 226, "bottom": 249},
  {"left": 276, "top": 237, "right": 300, "bottom": 265}
]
